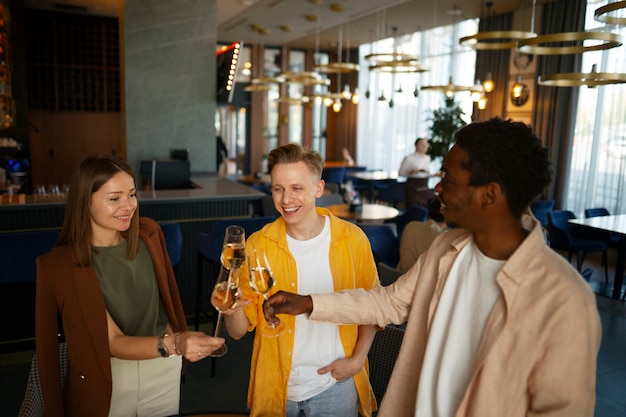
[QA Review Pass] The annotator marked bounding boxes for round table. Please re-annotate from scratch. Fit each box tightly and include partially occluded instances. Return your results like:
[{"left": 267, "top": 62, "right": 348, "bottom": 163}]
[{"left": 327, "top": 203, "right": 400, "bottom": 224}]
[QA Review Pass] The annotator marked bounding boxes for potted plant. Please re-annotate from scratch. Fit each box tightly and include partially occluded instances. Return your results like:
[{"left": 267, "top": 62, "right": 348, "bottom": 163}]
[{"left": 427, "top": 95, "right": 467, "bottom": 161}]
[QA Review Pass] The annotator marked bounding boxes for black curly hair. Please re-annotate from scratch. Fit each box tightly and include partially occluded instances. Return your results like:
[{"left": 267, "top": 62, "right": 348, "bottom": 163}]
[{"left": 454, "top": 118, "right": 552, "bottom": 219}]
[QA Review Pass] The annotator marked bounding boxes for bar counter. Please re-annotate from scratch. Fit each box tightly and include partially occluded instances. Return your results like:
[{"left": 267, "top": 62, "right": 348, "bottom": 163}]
[{"left": 0, "top": 176, "right": 264, "bottom": 316}]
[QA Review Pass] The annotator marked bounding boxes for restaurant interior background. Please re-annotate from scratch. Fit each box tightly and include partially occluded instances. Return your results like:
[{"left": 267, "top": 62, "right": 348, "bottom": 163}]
[{"left": 0, "top": 0, "right": 624, "bottom": 217}]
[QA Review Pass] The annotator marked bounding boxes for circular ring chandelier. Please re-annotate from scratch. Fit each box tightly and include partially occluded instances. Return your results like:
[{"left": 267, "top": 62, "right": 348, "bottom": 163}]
[
  {"left": 369, "top": 60, "right": 429, "bottom": 73},
  {"left": 517, "top": 31, "right": 623, "bottom": 55},
  {"left": 594, "top": 1, "right": 626, "bottom": 25},
  {"left": 538, "top": 65, "right": 626, "bottom": 87},
  {"left": 459, "top": 30, "right": 537, "bottom": 50},
  {"left": 314, "top": 62, "right": 360, "bottom": 73}
]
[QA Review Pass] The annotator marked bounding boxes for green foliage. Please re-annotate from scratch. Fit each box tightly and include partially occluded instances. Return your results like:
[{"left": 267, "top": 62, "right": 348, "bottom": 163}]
[{"left": 427, "top": 95, "right": 467, "bottom": 160}]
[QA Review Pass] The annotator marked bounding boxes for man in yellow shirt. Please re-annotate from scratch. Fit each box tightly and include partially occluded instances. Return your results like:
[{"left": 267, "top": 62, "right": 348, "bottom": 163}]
[{"left": 224, "top": 144, "right": 378, "bottom": 417}]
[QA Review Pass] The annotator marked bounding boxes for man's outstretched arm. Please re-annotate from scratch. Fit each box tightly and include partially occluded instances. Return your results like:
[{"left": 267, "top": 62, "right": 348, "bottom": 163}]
[{"left": 264, "top": 291, "right": 312, "bottom": 326}]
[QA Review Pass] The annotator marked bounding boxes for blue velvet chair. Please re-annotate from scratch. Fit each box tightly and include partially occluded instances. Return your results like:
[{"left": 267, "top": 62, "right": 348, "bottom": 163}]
[
  {"left": 529, "top": 199, "right": 555, "bottom": 228},
  {"left": 159, "top": 222, "right": 183, "bottom": 272},
  {"left": 375, "top": 180, "right": 405, "bottom": 208},
  {"left": 321, "top": 167, "right": 346, "bottom": 189},
  {"left": 385, "top": 204, "right": 428, "bottom": 240},
  {"left": 0, "top": 229, "right": 60, "bottom": 351},
  {"left": 546, "top": 210, "right": 608, "bottom": 282},
  {"left": 360, "top": 224, "right": 399, "bottom": 268}
]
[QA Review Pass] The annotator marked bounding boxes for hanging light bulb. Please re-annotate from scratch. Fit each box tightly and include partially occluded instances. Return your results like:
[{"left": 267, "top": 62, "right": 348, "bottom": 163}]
[
  {"left": 378, "top": 89, "right": 387, "bottom": 101},
  {"left": 341, "top": 84, "right": 352, "bottom": 100},
  {"left": 396, "top": 83, "right": 403, "bottom": 93},
  {"left": 413, "top": 84, "right": 419, "bottom": 98},
  {"left": 471, "top": 80, "right": 483, "bottom": 102},
  {"left": 478, "top": 94, "right": 488, "bottom": 110},
  {"left": 323, "top": 95, "right": 333, "bottom": 107},
  {"left": 512, "top": 74, "right": 523, "bottom": 98},
  {"left": 365, "top": 88, "right": 371, "bottom": 99},
  {"left": 332, "top": 98, "right": 342, "bottom": 112},
  {"left": 483, "top": 72, "right": 495, "bottom": 93},
  {"left": 351, "top": 89, "right": 360, "bottom": 104}
]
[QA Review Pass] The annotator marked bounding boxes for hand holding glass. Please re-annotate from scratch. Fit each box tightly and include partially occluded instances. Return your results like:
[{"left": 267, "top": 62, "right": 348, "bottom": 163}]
[
  {"left": 209, "top": 225, "right": 245, "bottom": 357},
  {"left": 247, "top": 247, "right": 286, "bottom": 337}
]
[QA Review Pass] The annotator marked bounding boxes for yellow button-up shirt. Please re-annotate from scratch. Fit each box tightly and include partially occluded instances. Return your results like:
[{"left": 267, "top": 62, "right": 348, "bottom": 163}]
[{"left": 242, "top": 208, "right": 379, "bottom": 417}]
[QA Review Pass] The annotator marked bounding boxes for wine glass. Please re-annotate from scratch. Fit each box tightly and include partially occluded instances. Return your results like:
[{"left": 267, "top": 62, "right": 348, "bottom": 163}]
[
  {"left": 209, "top": 225, "right": 245, "bottom": 357},
  {"left": 220, "top": 226, "right": 245, "bottom": 270},
  {"left": 209, "top": 266, "right": 240, "bottom": 357},
  {"left": 247, "top": 246, "right": 286, "bottom": 337}
]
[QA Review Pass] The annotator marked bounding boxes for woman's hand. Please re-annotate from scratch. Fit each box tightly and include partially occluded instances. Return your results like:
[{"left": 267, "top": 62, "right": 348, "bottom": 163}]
[{"left": 175, "top": 331, "right": 225, "bottom": 362}]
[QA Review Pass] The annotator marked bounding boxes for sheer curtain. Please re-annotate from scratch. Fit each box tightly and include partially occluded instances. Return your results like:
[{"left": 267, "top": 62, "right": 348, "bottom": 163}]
[
  {"left": 565, "top": 0, "right": 626, "bottom": 216},
  {"left": 355, "top": 19, "right": 477, "bottom": 175}
]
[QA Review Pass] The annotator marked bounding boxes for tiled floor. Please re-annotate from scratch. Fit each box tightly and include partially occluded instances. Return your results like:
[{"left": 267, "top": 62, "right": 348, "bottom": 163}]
[{"left": 1, "top": 252, "right": 625, "bottom": 416}]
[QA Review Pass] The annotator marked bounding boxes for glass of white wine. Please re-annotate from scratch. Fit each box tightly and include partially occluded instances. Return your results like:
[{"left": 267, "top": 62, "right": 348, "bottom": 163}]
[
  {"left": 220, "top": 225, "right": 245, "bottom": 270},
  {"left": 209, "top": 225, "right": 245, "bottom": 357},
  {"left": 247, "top": 246, "right": 286, "bottom": 337},
  {"left": 209, "top": 266, "right": 239, "bottom": 357}
]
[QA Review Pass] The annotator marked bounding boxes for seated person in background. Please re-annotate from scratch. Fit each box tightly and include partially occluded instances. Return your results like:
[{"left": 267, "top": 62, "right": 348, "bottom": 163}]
[
  {"left": 396, "top": 199, "right": 448, "bottom": 272},
  {"left": 267, "top": 118, "right": 601, "bottom": 417},
  {"left": 223, "top": 143, "right": 379, "bottom": 417},
  {"left": 36, "top": 155, "right": 223, "bottom": 417}
]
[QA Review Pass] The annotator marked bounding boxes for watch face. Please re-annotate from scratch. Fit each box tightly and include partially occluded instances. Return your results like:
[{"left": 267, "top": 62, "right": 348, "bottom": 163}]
[{"left": 158, "top": 345, "right": 168, "bottom": 357}]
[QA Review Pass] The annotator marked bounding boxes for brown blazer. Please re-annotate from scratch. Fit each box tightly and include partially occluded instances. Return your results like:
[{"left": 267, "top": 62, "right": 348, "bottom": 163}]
[{"left": 35, "top": 217, "right": 188, "bottom": 417}]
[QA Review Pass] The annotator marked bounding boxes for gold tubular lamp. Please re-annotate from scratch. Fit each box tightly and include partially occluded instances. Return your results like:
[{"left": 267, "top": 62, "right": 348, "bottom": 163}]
[
  {"left": 594, "top": 1, "right": 626, "bottom": 25},
  {"left": 538, "top": 64, "right": 626, "bottom": 87}
]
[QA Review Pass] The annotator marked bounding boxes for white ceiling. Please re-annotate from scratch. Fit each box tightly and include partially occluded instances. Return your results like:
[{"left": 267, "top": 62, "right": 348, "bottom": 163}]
[{"left": 23, "top": 0, "right": 551, "bottom": 50}]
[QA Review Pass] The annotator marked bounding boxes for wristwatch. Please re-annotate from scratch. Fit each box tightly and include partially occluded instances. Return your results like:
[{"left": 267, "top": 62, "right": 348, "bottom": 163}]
[{"left": 157, "top": 333, "right": 170, "bottom": 357}]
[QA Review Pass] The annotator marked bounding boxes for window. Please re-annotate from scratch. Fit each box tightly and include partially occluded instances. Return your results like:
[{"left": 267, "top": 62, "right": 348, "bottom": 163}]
[
  {"left": 356, "top": 19, "right": 477, "bottom": 176},
  {"left": 565, "top": 0, "right": 626, "bottom": 216}
]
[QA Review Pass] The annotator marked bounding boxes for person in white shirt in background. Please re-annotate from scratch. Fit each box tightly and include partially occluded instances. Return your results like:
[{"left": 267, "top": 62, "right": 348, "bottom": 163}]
[{"left": 398, "top": 138, "right": 440, "bottom": 208}]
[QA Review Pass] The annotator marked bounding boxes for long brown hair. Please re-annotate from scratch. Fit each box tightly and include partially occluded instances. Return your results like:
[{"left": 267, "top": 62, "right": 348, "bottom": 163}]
[{"left": 57, "top": 155, "right": 140, "bottom": 266}]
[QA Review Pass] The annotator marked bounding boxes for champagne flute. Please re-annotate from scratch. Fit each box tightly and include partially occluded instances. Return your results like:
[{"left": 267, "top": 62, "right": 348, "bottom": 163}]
[
  {"left": 209, "top": 266, "right": 239, "bottom": 357},
  {"left": 220, "top": 226, "right": 245, "bottom": 270},
  {"left": 209, "top": 225, "right": 245, "bottom": 357},
  {"left": 247, "top": 246, "right": 286, "bottom": 337}
]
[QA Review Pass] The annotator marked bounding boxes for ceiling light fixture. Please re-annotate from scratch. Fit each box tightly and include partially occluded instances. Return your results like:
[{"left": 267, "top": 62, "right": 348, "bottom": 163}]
[
  {"left": 422, "top": 76, "right": 482, "bottom": 96},
  {"left": 538, "top": 64, "right": 626, "bottom": 87},
  {"left": 517, "top": 31, "right": 623, "bottom": 55},
  {"left": 482, "top": 72, "right": 495, "bottom": 92},
  {"left": 459, "top": 0, "right": 537, "bottom": 50},
  {"left": 594, "top": 1, "right": 626, "bottom": 25}
]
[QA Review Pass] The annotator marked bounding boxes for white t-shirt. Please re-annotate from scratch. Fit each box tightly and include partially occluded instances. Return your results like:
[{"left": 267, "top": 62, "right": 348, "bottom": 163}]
[
  {"left": 398, "top": 152, "right": 431, "bottom": 178},
  {"left": 287, "top": 216, "right": 345, "bottom": 401},
  {"left": 415, "top": 240, "right": 504, "bottom": 417}
]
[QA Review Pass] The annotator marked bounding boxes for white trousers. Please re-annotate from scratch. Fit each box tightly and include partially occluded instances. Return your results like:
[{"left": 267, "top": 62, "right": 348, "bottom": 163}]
[{"left": 108, "top": 355, "right": 182, "bottom": 417}]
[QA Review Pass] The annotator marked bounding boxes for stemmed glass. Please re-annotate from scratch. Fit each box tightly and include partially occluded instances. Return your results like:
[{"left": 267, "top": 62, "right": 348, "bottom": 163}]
[
  {"left": 209, "top": 226, "right": 245, "bottom": 357},
  {"left": 247, "top": 246, "right": 286, "bottom": 337}
]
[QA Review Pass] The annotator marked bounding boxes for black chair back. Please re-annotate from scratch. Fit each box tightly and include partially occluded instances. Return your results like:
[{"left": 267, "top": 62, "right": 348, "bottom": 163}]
[{"left": 368, "top": 325, "right": 405, "bottom": 405}]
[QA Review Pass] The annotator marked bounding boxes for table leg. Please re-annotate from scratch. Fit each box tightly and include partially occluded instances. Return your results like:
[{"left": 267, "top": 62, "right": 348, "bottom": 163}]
[{"left": 612, "top": 236, "right": 626, "bottom": 299}]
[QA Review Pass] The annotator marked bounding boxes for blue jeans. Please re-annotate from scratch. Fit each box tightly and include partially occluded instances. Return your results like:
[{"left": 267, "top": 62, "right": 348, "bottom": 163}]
[{"left": 285, "top": 378, "right": 358, "bottom": 417}]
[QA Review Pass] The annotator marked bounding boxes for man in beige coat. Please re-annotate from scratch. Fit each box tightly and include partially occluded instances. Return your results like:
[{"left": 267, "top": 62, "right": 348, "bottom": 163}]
[{"left": 267, "top": 118, "right": 601, "bottom": 417}]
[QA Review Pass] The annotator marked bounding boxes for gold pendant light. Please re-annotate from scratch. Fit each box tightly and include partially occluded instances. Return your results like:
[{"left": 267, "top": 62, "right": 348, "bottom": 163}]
[
  {"left": 517, "top": 31, "right": 623, "bottom": 55},
  {"left": 538, "top": 64, "right": 626, "bottom": 87},
  {"left": 421, "top": 76, "right": 483, "bottom": 97},
  {"left": 594, "top": 1, "right": 626, "bottom": 25},
  {"left": 459, "top": 0, "right": 537, "bottom": 50}
]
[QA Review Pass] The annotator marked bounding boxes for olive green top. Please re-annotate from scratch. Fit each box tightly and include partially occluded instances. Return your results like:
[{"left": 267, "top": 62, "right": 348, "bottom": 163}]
[{"left": 92, "top": 239, "right": 168, "bottom": 336}]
